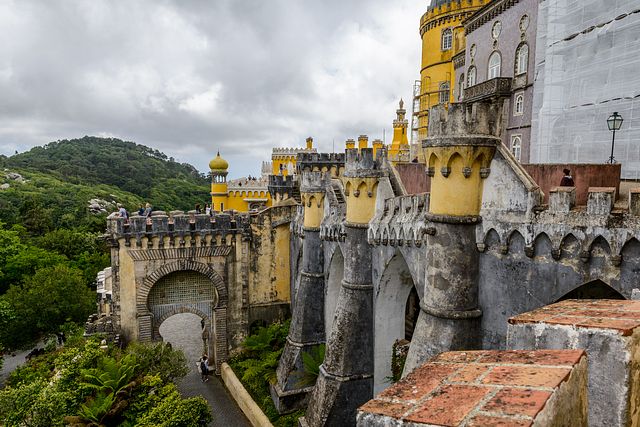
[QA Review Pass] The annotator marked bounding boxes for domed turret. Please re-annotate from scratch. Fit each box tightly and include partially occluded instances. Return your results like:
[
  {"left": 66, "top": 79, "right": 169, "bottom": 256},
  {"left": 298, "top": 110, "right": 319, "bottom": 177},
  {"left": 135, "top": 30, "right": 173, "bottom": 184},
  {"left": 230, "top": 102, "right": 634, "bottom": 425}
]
[{"left": 209, "top": 151, "right": 229, "bottom": 171}]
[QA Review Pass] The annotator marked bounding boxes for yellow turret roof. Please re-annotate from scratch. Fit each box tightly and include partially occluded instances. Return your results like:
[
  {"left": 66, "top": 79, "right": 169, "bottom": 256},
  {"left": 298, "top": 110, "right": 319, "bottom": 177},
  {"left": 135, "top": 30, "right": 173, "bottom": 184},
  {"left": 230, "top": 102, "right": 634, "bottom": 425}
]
[{"left": 209, "top": 151, "right": 229, "bottom": 171}]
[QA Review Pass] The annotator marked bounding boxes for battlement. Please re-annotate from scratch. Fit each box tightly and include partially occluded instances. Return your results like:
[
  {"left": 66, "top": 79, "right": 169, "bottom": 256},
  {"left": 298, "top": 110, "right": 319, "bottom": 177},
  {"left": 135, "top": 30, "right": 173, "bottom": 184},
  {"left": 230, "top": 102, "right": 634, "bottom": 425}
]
[
  {"left": 425, "top": 102, "right": 504, "bottom": 142},
  {"left": 300, "top": 170, "right": 330, "bottom": 193},
  {"left": 297, "top": 152, "right": 345, "bottom": 172},
  {"left": 420, "top": 0, "right": 486, "bottom": 34},
  {"left": 272, "top": 147, "right": 316, "bottom": 157},
  {"left": 343, "top": 148, "right": 384, "bottom": 178},
  {"left": 106, "top": 211, "right": 250, "bottom": 243}
]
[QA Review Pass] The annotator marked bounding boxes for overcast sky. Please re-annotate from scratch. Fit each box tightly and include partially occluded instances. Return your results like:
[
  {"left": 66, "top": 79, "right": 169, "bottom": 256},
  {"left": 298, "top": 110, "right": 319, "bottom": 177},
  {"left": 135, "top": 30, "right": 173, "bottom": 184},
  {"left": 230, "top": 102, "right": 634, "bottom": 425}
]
[{"left": 0, "top": 0, "right": 425, "bottom": 178}]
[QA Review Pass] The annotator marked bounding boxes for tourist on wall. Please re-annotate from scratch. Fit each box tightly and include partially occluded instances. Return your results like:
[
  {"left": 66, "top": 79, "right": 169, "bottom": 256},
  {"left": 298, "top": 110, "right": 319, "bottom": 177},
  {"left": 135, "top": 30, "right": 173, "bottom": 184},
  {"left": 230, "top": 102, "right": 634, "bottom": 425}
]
[{"left": 560, "top": 168, "right": 575, "bottom": 186}]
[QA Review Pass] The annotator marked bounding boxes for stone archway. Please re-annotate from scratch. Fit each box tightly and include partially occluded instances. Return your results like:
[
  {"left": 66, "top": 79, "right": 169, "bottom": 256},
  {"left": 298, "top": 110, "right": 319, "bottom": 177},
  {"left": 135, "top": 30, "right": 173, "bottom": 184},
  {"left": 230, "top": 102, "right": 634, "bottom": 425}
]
[
  {"left": 139, "top": 261, "right": 228, "bottom": 373},
  {"left": 557, "top": 279, "right": 625, "bottom": 301},
  {"left": 325, "top": 248, "right": 344, "bottom": 338},
  {"left": 374, "top": 252, "right": 419, "bottom": 394}
]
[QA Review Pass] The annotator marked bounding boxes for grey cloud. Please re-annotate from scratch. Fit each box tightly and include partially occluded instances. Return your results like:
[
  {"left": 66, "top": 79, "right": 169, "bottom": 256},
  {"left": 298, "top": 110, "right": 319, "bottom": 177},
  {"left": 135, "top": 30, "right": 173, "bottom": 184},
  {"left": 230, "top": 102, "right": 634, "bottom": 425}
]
[{"left": 0, "top": 0, "right": 424, "bottom": 178}]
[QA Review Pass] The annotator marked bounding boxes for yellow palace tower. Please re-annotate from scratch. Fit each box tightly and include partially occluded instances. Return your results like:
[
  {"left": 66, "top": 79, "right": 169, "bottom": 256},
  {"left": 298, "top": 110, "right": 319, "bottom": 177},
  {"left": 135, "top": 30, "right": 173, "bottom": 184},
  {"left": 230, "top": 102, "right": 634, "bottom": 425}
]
[
  {"left": 412, "top": 0, "right": 487, "bottom": 148},
  {"left": 388, "top": 99, "right": 410, "bottom": 163}
]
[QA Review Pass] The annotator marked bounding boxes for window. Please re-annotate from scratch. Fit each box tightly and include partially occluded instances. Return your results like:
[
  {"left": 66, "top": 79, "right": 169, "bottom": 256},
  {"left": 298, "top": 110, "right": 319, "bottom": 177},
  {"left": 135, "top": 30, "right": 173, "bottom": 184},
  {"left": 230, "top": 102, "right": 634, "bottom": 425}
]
[
  {"left": 459, "top": 75, "right": 465, "bottom": 100},
  {"left": 488, "top": 51, "right": 501, "bottom": 79},
  {"left": 441, "top": 28, "right": 453, "bottom": 51},
  {"left": 220, "top": 202, "right": 224, "bottom": 211},
  {"left": 515, "top": 43, "right": 529, "bottom": 75},
  {"left": 439, "top": 82, "right": 450, "bottom": 104},
  {"left": 467, "top": 66, "right": 477, "bottom": 87},
  {"left": 514, "top": 92, "right": 524, "bottom": 115},
  {"left": 511, "top": 135, "right": 522, "bottom": 161}
]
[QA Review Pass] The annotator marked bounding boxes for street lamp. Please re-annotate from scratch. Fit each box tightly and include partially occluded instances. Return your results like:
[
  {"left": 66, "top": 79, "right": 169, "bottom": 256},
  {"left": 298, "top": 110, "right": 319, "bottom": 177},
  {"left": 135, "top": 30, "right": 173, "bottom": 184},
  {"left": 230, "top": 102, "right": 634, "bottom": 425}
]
[{"left": 606, "top": 112, "right": 624, "bottom": 164}]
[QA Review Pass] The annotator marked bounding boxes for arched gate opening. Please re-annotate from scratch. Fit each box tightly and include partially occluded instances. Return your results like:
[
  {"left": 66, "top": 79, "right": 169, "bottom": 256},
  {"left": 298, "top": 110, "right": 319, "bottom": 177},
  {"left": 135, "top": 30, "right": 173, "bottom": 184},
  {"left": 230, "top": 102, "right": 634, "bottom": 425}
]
[{"left": 374, "top": 252, "right": 419, "bottom": 394}]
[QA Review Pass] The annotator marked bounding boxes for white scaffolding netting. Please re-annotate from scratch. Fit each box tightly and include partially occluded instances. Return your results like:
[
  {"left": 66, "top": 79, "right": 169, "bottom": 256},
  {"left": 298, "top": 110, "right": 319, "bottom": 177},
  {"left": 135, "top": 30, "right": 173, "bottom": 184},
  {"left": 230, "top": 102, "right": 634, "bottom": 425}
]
[{"left": 531, "top": 0, "right": 640, "bottom": 179}]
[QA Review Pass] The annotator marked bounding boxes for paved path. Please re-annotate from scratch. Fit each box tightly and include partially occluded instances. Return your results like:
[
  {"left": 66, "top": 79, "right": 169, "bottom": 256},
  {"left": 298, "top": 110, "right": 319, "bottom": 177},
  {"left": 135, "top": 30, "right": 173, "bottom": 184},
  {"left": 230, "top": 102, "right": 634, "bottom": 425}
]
[{"left": 160, "top": 313, "right": 251, "bottom": 427}]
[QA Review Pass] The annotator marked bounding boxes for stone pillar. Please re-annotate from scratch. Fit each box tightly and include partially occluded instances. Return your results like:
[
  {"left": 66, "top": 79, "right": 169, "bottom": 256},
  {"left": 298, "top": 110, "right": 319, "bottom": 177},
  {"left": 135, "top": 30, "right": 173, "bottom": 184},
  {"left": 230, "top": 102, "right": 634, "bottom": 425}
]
[
  {"left": 272, "top": 171, "right": 328, "bottom": 413},
  {"left": 302, "top": 148, "right": 382, "bottom": 427},
  {"left": 405, "top": 103, "right": 498, "bottom": 373}
]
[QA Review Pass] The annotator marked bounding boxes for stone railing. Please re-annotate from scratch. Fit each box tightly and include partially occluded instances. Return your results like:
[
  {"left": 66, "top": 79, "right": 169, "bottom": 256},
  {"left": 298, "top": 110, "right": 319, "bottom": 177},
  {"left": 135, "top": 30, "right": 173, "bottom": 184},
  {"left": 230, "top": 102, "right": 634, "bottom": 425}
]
[
  {"left": 106, "top": 211, "right": 250, "bottom": 241},
  {"left": 464, "top": 77, "right": 512, "bottom": 103},
  {"left": 368, "top": 193, "right": 432, "bottom": 247}
]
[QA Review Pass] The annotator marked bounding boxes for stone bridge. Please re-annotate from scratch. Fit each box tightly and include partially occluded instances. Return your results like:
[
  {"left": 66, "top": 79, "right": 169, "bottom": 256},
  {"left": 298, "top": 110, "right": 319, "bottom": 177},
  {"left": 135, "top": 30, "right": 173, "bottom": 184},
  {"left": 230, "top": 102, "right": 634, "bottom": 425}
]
[{"left": 272, "top": 102, "right": 640, "bottom": 426}]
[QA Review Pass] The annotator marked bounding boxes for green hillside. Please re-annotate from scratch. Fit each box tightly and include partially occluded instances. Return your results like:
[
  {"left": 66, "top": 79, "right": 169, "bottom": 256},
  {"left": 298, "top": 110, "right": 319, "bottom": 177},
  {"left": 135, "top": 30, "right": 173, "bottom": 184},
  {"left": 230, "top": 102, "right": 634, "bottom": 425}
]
[{"left": 0, "top": 137, "right": 212, "bottom": 231}]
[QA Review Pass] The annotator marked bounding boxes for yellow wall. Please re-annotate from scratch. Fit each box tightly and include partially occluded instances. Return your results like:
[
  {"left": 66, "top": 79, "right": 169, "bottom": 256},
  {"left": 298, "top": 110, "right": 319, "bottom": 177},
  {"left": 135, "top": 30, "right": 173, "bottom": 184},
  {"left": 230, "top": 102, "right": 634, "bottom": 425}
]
[
  {"left": 416, "top": 0, "right": 486, "bottom": 142},
  {"left": 117, "top": 242, "right": 138, "bottom": 341},
  {"left": 212, "top": 177, "right": 272, "bottom": 212},
  {"left": 425, "top": 145, "right": 494, "bottom": 216},
  {"left": 272, "top": 156, "right": 297, "bottom": 176},
  {"left": 250, "top": 208, "right": 293, "bottom": 305},
  {"left": 302, "top": 193, "right": 325, "bottom": 229},
  {"left": 344, "top": 177, "right": 378, "bottom": 224}
]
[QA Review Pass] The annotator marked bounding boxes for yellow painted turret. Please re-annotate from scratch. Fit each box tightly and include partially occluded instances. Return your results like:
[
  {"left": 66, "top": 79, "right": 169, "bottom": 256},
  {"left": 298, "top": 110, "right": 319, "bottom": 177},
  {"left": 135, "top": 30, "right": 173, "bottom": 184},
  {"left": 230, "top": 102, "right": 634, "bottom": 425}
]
[
  {"left": 210, "top": 151, "right": 229, "bottom": 211},
  {"left": 413, "top": 0, "right": 487, "bottom": 145}
]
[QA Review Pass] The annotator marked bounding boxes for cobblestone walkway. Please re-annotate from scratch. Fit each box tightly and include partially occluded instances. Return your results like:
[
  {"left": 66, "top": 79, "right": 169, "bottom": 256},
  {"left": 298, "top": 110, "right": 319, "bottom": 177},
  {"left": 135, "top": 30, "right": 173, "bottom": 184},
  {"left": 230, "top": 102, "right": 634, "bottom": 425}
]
[{"left": 160, "top": 313, "right": 251, "bottom": 427}]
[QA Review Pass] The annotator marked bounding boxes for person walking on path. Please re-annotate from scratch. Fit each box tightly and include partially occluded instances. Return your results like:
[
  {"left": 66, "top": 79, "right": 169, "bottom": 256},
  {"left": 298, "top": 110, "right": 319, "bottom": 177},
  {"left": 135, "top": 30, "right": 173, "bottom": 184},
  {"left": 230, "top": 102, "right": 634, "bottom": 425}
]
[
  {"left": 560, "top": 168, "right": 575, "bottom": 186},
  {"left": 199, "top": 355, "right": 209, "bottom": 382}
]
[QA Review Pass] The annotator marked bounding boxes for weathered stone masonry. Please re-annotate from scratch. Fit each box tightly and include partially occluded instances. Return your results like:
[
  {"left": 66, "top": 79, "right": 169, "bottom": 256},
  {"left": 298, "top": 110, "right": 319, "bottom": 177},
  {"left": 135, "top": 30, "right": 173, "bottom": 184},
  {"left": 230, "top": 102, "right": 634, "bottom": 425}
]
[{"left": 105, "top": 206, "right": 294, "bottom": 373}]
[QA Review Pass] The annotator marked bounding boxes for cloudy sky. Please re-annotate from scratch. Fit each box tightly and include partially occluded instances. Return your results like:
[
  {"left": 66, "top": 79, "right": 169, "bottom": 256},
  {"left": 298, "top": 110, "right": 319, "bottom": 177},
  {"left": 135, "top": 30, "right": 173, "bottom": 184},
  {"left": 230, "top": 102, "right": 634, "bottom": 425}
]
[{"left": 0, "top": 0, "right": 425, "bottom": 178}]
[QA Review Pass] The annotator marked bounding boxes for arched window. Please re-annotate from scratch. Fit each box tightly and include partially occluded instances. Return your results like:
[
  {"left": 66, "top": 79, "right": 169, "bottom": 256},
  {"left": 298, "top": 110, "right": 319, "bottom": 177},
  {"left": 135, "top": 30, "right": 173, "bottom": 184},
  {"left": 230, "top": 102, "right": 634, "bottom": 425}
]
[
  {"left": 488, "top": 51, "right": 501, "bottom": 79},
  {"left": 515, "top": 43, "right": 529, "bottom": 75},
  {"left": 441, "top": 28, "right": 453, "bottom": 51},
  {"left": 467, "top": 66, "right": 477, "bottom": 87},
  {"left": 514, "top": 92, "right": 524, "bottom": 115},
  {"left": 459, "top": 75, "right": 465, "bottom": 100},
  {"left": 511, "top": 135, "right": 522, "bottom": 161},
  {"left": 439, "top": 82, "right": 450, "bottom": 104}
]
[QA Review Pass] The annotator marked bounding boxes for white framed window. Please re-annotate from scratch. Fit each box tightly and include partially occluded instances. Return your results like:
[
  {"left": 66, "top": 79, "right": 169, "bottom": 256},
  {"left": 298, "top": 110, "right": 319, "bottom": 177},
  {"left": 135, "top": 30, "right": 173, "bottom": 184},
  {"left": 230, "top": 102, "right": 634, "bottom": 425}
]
[
  {"left": 439, "top": 82, "right": 450, "bottom": 104},
  {"left": 514, "top": 92, "right": 524, "bottom": 115},
  {"left": 488, "top": 51, "right": 501, "bottom": 79},
  {"left": 459, "top": 75, "right": 465, "bottom": 100},
  {"left": 515, "top": 43, "right": 529, "bottom": 75},
  {"left": 467, "top": 66, "right": 477, "bottom": 87},
  {"left": 511, "top": 135, "right": 522, "bottom": 161},
  {"left": 441, "top": 28, "right": 453, "bottom": 51}
]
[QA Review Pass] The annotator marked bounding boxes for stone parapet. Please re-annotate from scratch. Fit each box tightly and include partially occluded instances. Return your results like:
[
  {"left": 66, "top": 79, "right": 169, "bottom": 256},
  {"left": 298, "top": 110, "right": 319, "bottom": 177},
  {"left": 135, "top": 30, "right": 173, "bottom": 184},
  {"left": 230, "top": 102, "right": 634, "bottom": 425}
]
[
  {"left": 297, "top": 153, "right": 345, "bottom": 176},
  {"left": 300, "top": 171, "right": 330, "bottom": 194},
  {"left": 368, "top": 193, "right": 431, "bottom": 247},
  {"left": 343, "top": 148, "right": 384, "bottom": 178},
  {"left": 549, "top": 186, "right": 576, "bottom": 213},
  {"left": 508, "top": 300, "right": 640, "bottom": 426},
  {"left": 357, "top": 349, "right": 587, "bottom": 426},
  {"left": 268, "top": 175, "right": 297, "bottom": 203},
  {"left": 106, "top": 212, "right": 250, "bottom": 247},
  {"left": 586, "top": 187, "right": 616, "bottom": 215}
]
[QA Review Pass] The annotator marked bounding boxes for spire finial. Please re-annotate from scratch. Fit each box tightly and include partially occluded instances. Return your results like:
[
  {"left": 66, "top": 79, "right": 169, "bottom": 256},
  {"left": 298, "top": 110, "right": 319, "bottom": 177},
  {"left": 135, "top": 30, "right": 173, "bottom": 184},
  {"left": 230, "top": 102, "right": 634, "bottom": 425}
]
[{"left": 399, "top": 98, "right": 404, "bottom": 109}]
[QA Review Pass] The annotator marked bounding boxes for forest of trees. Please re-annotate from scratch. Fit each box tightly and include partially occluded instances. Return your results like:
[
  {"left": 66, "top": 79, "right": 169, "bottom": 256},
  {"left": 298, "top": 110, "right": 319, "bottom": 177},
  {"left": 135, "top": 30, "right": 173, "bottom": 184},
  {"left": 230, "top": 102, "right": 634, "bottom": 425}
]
[
  {"left": 0, "top": 137, "right": 216, "bottom": 425},
  {"left": 0, "top": 137, "right": 214, "bottom": 351}
]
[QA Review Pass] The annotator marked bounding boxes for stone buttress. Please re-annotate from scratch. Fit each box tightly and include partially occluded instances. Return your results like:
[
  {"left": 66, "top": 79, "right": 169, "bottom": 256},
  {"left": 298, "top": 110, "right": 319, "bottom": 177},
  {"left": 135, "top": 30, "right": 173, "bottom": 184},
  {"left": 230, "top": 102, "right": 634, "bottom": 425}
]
[
  {"left": 272, "top": 171, "right": 329, "bottom": 413},
  {"left": 301, "top": 148, "right": 383, "bottom": 427},
  {"left": 404, "top": 103, "right": 500, "bottom": 372}
]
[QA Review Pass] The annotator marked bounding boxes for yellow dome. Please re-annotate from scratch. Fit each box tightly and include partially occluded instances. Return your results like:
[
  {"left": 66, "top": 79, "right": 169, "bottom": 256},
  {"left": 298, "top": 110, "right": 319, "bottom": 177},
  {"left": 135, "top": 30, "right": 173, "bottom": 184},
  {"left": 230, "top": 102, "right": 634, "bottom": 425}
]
[{"left": 209, "top": 151, "right": 229, "bottom": 171}]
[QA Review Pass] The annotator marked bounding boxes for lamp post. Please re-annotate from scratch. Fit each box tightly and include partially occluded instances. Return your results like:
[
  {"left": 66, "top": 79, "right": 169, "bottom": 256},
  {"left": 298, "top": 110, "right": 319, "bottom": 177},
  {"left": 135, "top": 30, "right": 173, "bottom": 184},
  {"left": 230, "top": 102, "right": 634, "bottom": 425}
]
[{"left": 606, "top": 112, "right": 624, "bottom": 164}]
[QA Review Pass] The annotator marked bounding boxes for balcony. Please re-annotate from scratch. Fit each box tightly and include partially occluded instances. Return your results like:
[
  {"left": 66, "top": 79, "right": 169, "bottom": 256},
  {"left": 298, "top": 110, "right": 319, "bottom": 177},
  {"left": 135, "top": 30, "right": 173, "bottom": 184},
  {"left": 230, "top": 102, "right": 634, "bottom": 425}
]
[{"left": 464, "top": 77, "right": 512, "bottom": 103}]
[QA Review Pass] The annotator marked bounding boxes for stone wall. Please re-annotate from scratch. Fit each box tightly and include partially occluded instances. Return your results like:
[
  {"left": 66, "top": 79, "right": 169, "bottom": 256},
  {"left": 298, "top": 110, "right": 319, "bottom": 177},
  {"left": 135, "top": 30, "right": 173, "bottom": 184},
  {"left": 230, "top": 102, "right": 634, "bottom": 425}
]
[{"left": 522, "top": 163, "right": 621, "bottom": 205}]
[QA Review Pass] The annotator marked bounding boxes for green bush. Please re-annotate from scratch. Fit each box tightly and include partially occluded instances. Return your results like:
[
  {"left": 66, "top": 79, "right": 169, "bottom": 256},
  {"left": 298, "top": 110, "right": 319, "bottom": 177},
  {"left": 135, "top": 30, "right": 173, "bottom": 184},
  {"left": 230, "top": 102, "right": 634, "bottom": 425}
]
[
  {"left": 0, "top": 338, "right": 211, "bottom": 427},
  {"left": 228, "top": 319, "right": 305, "bottom": 426}
]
